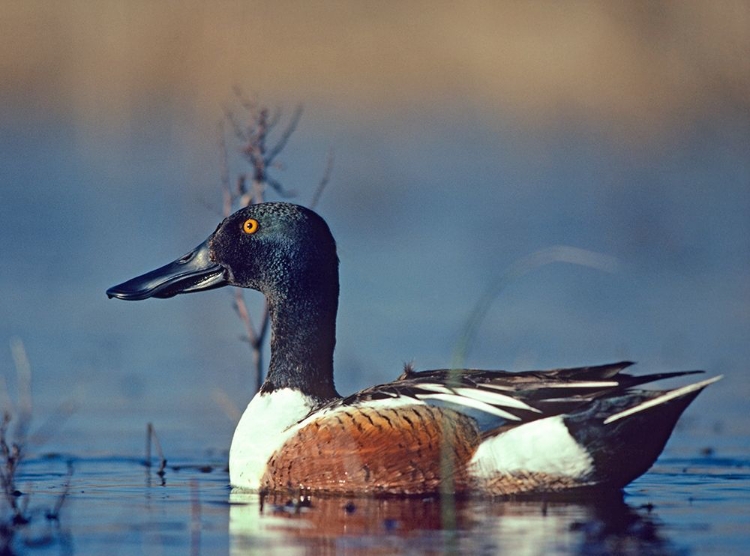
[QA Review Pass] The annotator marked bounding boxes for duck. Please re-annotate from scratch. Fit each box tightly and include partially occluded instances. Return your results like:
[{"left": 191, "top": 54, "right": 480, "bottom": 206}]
[{"left": 107, "top": 202, "right": 720, "bottom": 496}]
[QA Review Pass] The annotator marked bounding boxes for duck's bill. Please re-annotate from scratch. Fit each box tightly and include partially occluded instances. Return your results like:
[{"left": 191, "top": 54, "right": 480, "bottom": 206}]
[{"left": 106, "top": 238, "right": 228, "bottom": 300}]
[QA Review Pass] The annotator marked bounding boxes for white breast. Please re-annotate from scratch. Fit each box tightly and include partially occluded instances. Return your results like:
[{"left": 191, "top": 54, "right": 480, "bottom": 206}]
[{"left": 229, "top": 388, "right": 316, "bottom": 489}]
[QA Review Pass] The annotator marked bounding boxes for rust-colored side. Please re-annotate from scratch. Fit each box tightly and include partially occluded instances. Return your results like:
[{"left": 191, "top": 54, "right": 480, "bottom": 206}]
[{"left": 261, "top": 404, "right": 481, "bottom": 495}]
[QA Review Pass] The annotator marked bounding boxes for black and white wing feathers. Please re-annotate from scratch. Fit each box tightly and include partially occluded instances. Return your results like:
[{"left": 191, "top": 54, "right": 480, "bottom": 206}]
[{"left": 333, "top": 361, "right": 704, "bottom": 433}]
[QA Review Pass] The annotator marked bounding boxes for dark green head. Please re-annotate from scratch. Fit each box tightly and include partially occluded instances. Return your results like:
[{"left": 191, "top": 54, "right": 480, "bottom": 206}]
[{"left": 107, "top": 202, "right": 339, "bottom": 302}]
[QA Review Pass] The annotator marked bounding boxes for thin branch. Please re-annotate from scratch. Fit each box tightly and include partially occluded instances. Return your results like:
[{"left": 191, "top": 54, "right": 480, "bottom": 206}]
[
  {"left": 222, "top": 106, "right": 247, "bottom": 142},
  {"left": 0, "top": 412, "right": 20, "bottom": 515},
  {"left": 310, "top": 149, "right": 335, "bottom": 209},
  {"left": 255, "top": 306, "right": 271, "bottom": 392},
  {"left": 236, "top": 175, "right": 251, "bottom": 208},
  {"left": 190, "top": 479, "right": 201, "bottom": 556},
  {"left": 10, "top": 338, "right": 32, "bottom": 440},
  {"left": 1, "top": 415, "right": 24, "bottom": 522},
  {"left": 1, "top": 340, "right": 73, "bottom": 548},
  {"left": 266, "top": 177, "right": 295, "bottom": 198},
  {"left": 0, "top": 376, "right": 13, "bottom": 418},
  {"left": 46, "top": 462, "right": 73, "bottom": 520},
  {"left": 254, "top": 109, "right": 269, "bottom": 179},
  {"left": 219, "top": 122, "right": 233, "bottom": 218},
  {"left": 232, "top": 85, "right": 257, "bottom": 114},
  {"left": 266, "top": 104, "right": 303, "bottom": 164},
  {"left": 266, "top": 106, "right": 282, "bottom": 131},
  {"left": 259, "top": 306, "right": 271, "bottom": 342},
  {"left": 145, "top": 422, "right": 167, "bottom": 478},
  {"left": 251, "top": 180, "right": 266, "bottom": 206},
  {"left": 233, "top": 290, "right": 258, "bottom": 347},
  {"left": 241, "top": 146, "right": 261, "bottom": 170}
]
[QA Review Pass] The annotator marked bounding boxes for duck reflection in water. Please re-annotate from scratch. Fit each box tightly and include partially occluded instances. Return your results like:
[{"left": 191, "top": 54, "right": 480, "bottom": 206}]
[{"left": 228, "top": 490, "right": 678, "bottom": 555}]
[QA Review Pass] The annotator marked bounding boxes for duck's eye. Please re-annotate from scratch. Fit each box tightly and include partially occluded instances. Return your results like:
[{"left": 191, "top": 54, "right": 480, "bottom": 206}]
[{"left": 242, "top": 218, "right": 259, "bottom": 234}]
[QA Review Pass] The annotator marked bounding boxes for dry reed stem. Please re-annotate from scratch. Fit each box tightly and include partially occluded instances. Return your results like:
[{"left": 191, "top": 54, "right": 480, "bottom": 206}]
[{"left": 1, "top": 338, "right": 72, "bottom": 551}]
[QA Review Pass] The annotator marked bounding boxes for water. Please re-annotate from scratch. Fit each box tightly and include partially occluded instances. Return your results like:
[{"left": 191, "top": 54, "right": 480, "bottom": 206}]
[{"left": 5, "top": 421, "right": 749, "bottom": 555}]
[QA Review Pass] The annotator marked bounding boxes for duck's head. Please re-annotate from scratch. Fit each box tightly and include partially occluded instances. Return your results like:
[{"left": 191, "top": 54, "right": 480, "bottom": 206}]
[{"left": 107, "top": 202, "right": 339, "bottom": 302}]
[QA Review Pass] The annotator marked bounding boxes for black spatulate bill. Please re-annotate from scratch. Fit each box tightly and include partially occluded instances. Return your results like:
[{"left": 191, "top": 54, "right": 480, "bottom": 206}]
[{"left": 106, "top": 238, "right": 228, "bottom": 301}]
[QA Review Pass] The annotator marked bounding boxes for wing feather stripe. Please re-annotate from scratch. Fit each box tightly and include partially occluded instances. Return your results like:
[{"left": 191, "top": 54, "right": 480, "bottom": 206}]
[
  {"left": 415, "top": 383, "right": 454, "bottom": 394},
  {"left": 415, "top": 393, "right": 521, "bottom": 420},
  {"left": 452, "top": 387, "right": 540, "bottom": 412}
]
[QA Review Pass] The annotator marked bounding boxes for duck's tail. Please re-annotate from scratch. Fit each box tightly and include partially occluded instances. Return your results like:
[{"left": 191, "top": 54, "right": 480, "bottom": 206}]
[{"left": 564, "top": 375, "right": 722, "bottom": 488}]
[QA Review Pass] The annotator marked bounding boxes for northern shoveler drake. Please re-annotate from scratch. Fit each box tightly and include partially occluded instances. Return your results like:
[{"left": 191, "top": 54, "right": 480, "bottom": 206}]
[{"left": 107, "top": 202, "right": 720, "bottom": 496}]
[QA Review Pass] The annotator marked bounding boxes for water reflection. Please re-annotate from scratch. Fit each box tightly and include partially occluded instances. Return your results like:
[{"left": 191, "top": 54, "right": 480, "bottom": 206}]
[
  {"left": 10, "top": 452, "right": 746, "bottom": 553},
  {"left": 229, "top": 490, "right": 677, "bottom": 555}
]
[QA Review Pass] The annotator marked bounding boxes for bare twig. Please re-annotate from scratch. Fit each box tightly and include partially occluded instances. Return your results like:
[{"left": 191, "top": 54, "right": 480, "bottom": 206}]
[
  {"left": 0, "top": 412, "right": 23, "bottom": 520},
  {"left": 232, "top": 85, "right": 257, "bottom": 114},
  {"left": 1, "top": 339, "right": 73, "bottom": 552},
  {"left": 46, "top": 462, "right": 73, "bottom": 521},
  {"left": 266, "top": 176, "right": 296, "bottom": 198},
  {"left": 254, "top": 307, "right": 271, "bottom": 391},
  {"left": 310, "top": 149, "right": 335, "bottom": 209},
  {"left": 218, "top": 122, "right": 233, "bottom": 218},
  {"left": 233, "top": 289, "right": 259, "bottom": 348},
  {"left": 2, "top": 338, "right": 33, "bottom": 523},
  {"left": 9, "top": 338, "right": 32, "bottom": 440},
  {"left": 266, "top": 107, "right": 282, "bottom": 131},
  {"left": 266, "top": 104, "right": 303, "bottom": 164},
  {"left": 222, "top": 106, "right": 247, "bottom": 142},
  {"left": 145, "top": 424, "right": 152, "bottom": 468},
  {"left": 251, "top": 176, "right": 265, "bottom": 205},
  {"left": 145, "top": 422, "right": 167, "bottom": 478}
]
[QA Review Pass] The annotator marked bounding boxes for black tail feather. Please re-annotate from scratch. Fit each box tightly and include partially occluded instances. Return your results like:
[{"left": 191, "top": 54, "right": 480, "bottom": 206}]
[
  {"left": 618, "top": 370, "right": 705, "bottom": 389},
  {"left": 564, "top": 376, "right": 719, "bottom": 488}
]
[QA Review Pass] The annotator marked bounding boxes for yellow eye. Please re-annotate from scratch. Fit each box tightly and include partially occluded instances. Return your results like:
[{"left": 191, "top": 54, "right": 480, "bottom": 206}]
[{"left": 242, "top": 218, "right": 259, "bottom": 234}]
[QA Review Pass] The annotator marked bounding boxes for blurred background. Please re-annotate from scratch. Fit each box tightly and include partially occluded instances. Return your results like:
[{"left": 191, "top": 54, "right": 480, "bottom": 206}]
[{"left": 1, "top": 1, "right": 748, "bottom": 457}]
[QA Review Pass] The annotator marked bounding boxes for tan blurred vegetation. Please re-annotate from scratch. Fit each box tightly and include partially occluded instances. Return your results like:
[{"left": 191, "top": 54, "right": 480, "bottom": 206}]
[{"left": 1, "top": 1, "right": 748, "bottom": 138}]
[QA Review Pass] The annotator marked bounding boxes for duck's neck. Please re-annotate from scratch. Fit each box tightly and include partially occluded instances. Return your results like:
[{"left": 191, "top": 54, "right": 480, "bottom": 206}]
[{"left": 260, "top": 276, "right": 340, "bottom": 402}]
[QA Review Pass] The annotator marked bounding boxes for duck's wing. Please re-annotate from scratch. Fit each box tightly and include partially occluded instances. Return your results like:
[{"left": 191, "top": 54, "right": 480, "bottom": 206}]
[{"left": 332, "top": 361, "right": 705, "bottom": 433}]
